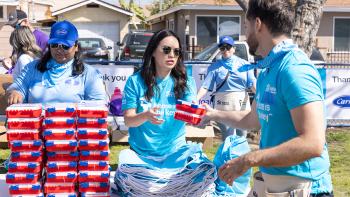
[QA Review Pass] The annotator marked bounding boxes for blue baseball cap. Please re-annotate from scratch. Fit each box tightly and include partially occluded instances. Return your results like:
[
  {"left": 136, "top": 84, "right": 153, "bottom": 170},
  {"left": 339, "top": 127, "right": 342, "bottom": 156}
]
[
  {"left": 48, "top": 20, "right": 78, "bottom": 47},
  {"left": 218, "top": 36, "right": 234, "bottom": 46}
]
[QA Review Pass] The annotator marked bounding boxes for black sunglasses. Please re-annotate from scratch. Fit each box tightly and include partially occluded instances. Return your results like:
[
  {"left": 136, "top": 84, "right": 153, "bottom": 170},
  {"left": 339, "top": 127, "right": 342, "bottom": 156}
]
[
  {"left": 50, "top": 43, "right": 71, "bottom": 50},
  {"left": 219, "top": 44, "right": 233, "bottom": 51},
  {"left": 162, "top": 46, "right": 181, "bottom": 57}
]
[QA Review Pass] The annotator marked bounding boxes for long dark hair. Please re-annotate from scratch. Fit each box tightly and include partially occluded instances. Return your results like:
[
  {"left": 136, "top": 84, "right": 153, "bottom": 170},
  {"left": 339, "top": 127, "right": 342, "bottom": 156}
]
[
  {"left": 141, "top": 29, "right": 187, "bottom": 101},
  {"left": 36, "top": 43, "right": 84, "bottom": 76}
]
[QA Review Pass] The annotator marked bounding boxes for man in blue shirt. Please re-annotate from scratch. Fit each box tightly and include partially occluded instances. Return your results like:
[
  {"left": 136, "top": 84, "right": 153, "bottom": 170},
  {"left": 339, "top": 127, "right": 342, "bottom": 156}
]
[
  {"left": 197, "top": 36, "right": 256, "bottom": 139},
  {"left": 201, "top": 0, "right": 332, "bottom": 196}
]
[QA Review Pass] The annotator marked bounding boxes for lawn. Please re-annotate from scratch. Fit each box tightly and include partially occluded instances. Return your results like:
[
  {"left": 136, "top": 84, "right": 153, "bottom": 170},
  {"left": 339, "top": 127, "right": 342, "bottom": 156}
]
[{"left": 0, "top": 129, "right": 349, "bottom": 195}]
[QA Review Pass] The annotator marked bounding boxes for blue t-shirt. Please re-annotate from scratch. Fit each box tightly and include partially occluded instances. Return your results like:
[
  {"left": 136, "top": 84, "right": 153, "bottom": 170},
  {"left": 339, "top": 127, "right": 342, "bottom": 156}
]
[
  {"left": 201, "top": 55, "right": 255, "bottom": 92},
  {"left": 122, "top": 72, "right": 197, "bottom": 157},
  {"left": 255, "top": 40, "right": 331, "bottom": 181},
  {"left": 7, "top": 60, "right": 106, "bottom": 103}
]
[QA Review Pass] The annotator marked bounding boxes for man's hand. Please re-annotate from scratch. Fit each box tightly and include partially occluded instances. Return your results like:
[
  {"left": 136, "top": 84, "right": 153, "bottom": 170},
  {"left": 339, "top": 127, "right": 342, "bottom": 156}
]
[
  {"left": 197, "top": 103, "right": 216, "bottom": 127},
  {"left": 144, "top": 106, "right": 163, "bottom": 124},
  {"left": 2, "top": 58, "right": 13, "bottom": 70},
  {"left": 7, "top": 91, "right": 24, "bottom": 105},
  {"left": 218, "top": 156, "right": 251, "bottom": 185}
]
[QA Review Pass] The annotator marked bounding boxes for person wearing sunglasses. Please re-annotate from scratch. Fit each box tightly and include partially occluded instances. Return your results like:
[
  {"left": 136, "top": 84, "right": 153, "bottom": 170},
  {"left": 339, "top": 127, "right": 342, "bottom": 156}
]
[
  {"left": 115, "top": 29, "right": 216, "bottom": 196},
  {"left": 2, "top": 10, "right": 49, "bottom": 74},
  {"left": 6, "top": 20, "right": 106, "bottom": 104},
  {"left": 197, "top": 35, "right": 256, "bottom": 140}
]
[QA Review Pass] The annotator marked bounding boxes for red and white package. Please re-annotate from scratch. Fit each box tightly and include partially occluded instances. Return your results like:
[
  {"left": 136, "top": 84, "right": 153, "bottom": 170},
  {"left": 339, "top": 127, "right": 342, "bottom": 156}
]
[
  {"left": 44, "top": 182, "right": 76, "bottom": 194},
  {"left": 46, "top": 161, "right": 77, "bottom": 173},
  {"left": 44, "top": 117, "right": 76, "bottom": 129},
  {"left": 10, "top": 151, "right": 43, "bottom": 162},
  {"left": 7, "top": 118, "right": 42, "bottom": 130},
  {"left": 6, "top": 173, "right": 40, "bottom": 184},
  {"left": 81, "top": 192, "right": 110, "bottom": 197},
  {"left": 46, "top": 172, "right": 77, "bottom": 183},
  {"left": 174, "top": 111, "right": 202, "bottom": 125},
  {"left": 45, "top": 140, "right": 78, "bottom": 152},
  {"left": 45, "top": 103, "right": 76, "bottom": 117},
  {"left": 46, "top": 193, "right": 78, "bottom": 197},
  {"left": 78, "top": 171, "right": 110, "bottom": 183},
  {"left": 8, "top": 162, "right": 41, "bottom": 174},
  {"left": 78, "top": 161, "right": 109, "bottom": 171},
  {"left": 77, "top": 128, "right": 108, "bottom": 140},
  {"left": 11, "top": 193, "right": 44, "bottom": 197},
  {"left": 77, "top": 102, "right": 108, "bottom": 118},
  {"left": 43, "top": 129, "right": 76, "bottom": 140},
  {"left": 77, "top": 118, "right": 107, "bottom": 129},
  {"left": 174, "top": 100, "right": 206, "bottom": 125},
  {"left": 9, "top": 140, "right": 43, "bottom": 152},
  {"left": 7, "top": 129, "right": 41, "bottom": 141},
  {"left": 79, "top": 182, "right": 110, "bottom": 193},
  {"left": 8, "top": 183, "right": 42, "bottom": 195},
  {"left": 78, "top": 140, "right": 109, "bottom": 151},
  {"left": 6, "top": 104, "right": 42, "bottom": 118},
  {"left": 79, "top": 151, "right": 110, "bottom": 161},
  {"left": 46, "top": 151, "right": 79, "bottom": 162}
]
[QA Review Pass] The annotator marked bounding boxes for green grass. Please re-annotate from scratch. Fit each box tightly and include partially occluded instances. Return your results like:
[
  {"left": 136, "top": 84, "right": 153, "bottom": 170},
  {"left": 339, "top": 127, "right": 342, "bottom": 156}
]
[{"left": 0, "top": 129, "right": 349, "bottom": 195}]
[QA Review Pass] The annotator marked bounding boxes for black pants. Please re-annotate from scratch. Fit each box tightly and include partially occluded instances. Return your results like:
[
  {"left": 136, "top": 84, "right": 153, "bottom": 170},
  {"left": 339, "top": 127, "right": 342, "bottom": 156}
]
[{"left": 310, "top": 192, "right": 334, "bottom": 197}]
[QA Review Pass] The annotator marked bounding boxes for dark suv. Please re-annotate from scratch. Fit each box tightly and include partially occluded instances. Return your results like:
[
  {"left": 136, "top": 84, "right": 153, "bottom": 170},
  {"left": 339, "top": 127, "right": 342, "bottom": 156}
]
[
  {"left": 117, "top": 31, "right": 154, "bottom": 60},
  {"left": 78, "top": 38, "right": 112, "bottom": 63}
]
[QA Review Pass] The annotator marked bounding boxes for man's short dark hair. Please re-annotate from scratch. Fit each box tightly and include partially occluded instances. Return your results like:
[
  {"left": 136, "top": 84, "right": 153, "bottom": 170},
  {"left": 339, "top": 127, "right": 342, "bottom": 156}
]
[{"left": 246, "top": 0, "right": 294, "bottom": 36}]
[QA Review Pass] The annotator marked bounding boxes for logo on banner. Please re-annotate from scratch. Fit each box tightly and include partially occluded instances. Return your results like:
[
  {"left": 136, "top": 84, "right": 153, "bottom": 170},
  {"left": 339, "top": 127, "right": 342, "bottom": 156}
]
[{"left": 333, "top": 95, "right": 350, "bottom": 108}]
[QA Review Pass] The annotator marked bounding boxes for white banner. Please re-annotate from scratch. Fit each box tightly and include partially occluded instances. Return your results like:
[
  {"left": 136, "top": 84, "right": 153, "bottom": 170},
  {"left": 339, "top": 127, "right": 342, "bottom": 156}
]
[
  {"left": 187, "top": 63, "right": 211, "bottom": 104},
  {"left": 325, "top": 69, "right": 350, "bottom": 119},
  {"left": 92, "top": 65, "right": 135, "bottom": 98}
]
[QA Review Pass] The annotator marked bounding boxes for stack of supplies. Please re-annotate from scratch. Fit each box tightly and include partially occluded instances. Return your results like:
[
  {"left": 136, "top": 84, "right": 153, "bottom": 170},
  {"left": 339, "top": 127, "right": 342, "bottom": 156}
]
[
  {"left": 43, "top": 103, "right": 78, "bottom": 197},
  {"left": 6, "top": 104, "right": 44, "bottom": 196},
  {"left": 76, "top": 102, "right": 110, "bottom": 197},
  {"left": 174, "top": 100, "right": 206, "bottom": 125}
]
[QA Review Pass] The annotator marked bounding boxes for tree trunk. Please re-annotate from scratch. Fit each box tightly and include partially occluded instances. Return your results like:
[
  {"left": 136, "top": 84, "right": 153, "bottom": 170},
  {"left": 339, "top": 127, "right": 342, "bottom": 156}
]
[
  {"left": 292, "top": 0, "right": 326, "bottom": 56},
  {"left": 234, "top": 0, "right": 326, "bottom": 57}
]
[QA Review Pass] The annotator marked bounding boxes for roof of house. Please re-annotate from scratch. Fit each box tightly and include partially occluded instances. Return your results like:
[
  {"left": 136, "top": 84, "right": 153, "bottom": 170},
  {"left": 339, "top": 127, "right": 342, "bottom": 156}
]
[
  {"left": 52, "top": 0, "right": 133, "bottom": 16},
  {"left": 147, "top": 0, "right": 350, "bottom": 22}
]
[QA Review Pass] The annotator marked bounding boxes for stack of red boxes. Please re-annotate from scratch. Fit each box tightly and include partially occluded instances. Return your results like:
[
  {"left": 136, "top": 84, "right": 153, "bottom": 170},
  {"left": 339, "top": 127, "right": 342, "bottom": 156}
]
[
  {"left": 6, "top": 104, "right": 44, "bottom": 196},
  {"left": 76, "top": 102, "right": 110, "bottom": 197},
  {"left": 174, "top": 100, "right": 206, "bottom": 125},
  {"left": 43, "top": 103, "right": 78, "bottom": 197}
]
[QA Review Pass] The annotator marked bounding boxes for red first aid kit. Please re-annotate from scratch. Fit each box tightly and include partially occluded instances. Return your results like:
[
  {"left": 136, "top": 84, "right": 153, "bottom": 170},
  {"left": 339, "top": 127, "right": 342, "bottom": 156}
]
[
  {"left": 44, "top": 182, "right": 76, "bottom": 194},
  {"left": 7, "top": 129, "right": 41, "bottom": 141},
  {"left": 8, "top": 162, "right": 41, "bottom": 173},
  {"left": 77, "top": 102, "right": 108, "bottom": 118},
  {"left": 44, "top": 117, "right": 76, "bottom": 129},
  {"left": 77, "top": 118, "right": 107, "bottom": 129},
  {"left": 9, "top": 140, "right": 43, "bottom": 152},
  {"left": 45, "top": 140, "right": 78, "bottom": 152},
  {"left": 46, "top": 172, "right": 77, "bottom": 183},
  {"left": 81, "top": 192, "right": 110, "bottom": 197},
  {"left": 79, "top": 151, "right": 110, "bottom": 161},
  {"left": 77, "top": 128, "right": 108, "bottom": 140},
  {"left": 174, "top": 111, "right": 202, "bottom": 125},
  {"left": 79, "top": 182, "right": 110, "bottom": 193},
  {"left": 7, "top": 118, "right": 42, "bottom": 130},
  {"left": 46, "top": 193, "right": 77, "bottom": 197},
  {"left": 43, "top": 129, "right": 76, "bottom": 140},
  {"left": 46, "top": 161, "right": 77, "bottom": 173},
  {"left": 10, "top": 151, "right": 43, "bottom": 162},
  {"left": 45, "top": 103, "right": 76, "bottom": 117},
  {"left": 78, "top": 140, "right": 109, "bottom": 151},
  {"left": 46, "top": 151, "right": 79, "bottom": 162},
  {"left": 175, "top": 100, "right": 206, "bottom": 115},
  {"left": 78, "top": 161, "right": 109, "bottom": 171},
  {"left": 6, "top": 173, "right": 40, "bottom": 184},
  {"left": 78, "top": 171, "right": 110, "bottom": 183},
  {"left": 6, "top": 104, "right": 42, "bottom": 118},
  {"left": 11, "top": 193, "right": 44, "bottom": 197},
  {"left": 8, "top": 183, "right": 42, "bottom": 195}
]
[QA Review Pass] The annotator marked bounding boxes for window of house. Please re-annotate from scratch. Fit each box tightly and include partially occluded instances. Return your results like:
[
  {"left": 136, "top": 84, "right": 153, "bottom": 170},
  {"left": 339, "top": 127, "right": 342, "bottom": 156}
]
[
  {"left": 197, "top": 16, "right": 240, "bottom": 49},
  {"left": 169, "top": 19, "right": 175, "bottom": 31},
  {"left": 334, "top": 18, "right": 350, "bottom": 51},
  {"left": 0, "top": 6, "right": 4, "bottom": 19}
]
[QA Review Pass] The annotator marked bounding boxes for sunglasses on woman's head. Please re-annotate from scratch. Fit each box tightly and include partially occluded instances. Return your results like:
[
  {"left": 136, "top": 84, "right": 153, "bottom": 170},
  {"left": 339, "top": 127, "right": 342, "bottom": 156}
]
[
  {"left": 219, "top": 44, "right": 233, "bottom": 51},
  {"left": 50, "top": 43, "right": 71, "bottom": 50},
  {"left": 162, "top": 46, "right": 181, "bottom": 57}
]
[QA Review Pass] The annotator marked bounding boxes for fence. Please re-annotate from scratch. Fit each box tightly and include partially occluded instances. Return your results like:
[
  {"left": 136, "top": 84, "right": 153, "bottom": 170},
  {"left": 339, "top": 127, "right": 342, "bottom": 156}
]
[{"left": 326, "top": 51, "right": 350, "bottom": 64}]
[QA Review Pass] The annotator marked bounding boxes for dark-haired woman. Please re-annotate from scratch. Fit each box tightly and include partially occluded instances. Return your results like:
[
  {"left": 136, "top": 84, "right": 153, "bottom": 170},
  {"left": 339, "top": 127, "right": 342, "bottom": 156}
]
[
  {"left": 115, "top": 29, "right": 216, "bottom": 196},
  {"left": 7, "top": 20, "right": 106, "bottom": 104}
]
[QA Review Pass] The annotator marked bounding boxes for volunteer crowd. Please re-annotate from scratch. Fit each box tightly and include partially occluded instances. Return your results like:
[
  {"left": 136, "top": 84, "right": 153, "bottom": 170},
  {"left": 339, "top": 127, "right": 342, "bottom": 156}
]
[{"left": 2, "top": 0, "right": 333, "bottom": 196}]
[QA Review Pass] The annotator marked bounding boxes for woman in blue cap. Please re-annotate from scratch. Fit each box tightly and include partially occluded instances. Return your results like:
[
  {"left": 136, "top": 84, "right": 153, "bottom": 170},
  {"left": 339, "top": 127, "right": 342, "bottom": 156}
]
[{"left": 6, "top": 20, "right": 106, "bottom": 104}]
